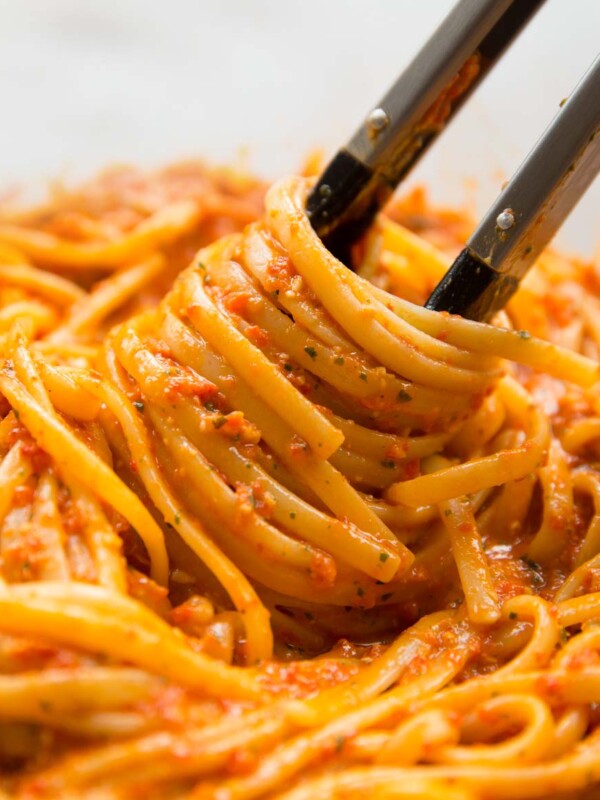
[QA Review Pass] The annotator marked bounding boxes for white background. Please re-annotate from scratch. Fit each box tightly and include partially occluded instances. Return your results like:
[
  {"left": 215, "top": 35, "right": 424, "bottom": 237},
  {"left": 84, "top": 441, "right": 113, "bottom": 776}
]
[{"left": 0, "top": 0, "right": 598, "bottom": 253}]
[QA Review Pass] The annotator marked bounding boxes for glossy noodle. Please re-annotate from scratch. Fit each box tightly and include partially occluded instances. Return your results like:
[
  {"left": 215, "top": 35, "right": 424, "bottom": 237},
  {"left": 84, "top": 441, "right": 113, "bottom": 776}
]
[{"left": 0, "top": 160, "right": 599, "bottom": 799}]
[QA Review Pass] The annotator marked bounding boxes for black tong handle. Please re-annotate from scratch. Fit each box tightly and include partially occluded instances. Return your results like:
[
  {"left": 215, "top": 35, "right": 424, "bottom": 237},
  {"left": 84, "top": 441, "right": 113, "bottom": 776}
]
[
  {"left": 307, "top": 0, "right": 545, "bottom": 265},
  {"left": 426, "top": 53, "right": 600, "bottom": 321}
]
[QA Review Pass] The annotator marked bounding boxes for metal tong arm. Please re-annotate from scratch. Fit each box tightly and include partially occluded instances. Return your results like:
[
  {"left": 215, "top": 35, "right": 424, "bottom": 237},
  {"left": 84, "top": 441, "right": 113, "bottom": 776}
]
[
  {"left": 426, "top": 53, "right": 600, "bottom": 322},
  {"left": 307, "top": 0, "right": 545, "bottom": 264}
]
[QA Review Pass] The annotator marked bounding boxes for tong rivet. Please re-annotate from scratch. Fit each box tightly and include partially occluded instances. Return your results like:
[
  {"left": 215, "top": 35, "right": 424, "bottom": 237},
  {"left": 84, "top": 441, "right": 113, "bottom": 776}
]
[
  {"left": 367, "top": 108, "right": 389, "bottom": 135},
  {"left": 496, "top": 209, "right": 515, "bottom": 231}
]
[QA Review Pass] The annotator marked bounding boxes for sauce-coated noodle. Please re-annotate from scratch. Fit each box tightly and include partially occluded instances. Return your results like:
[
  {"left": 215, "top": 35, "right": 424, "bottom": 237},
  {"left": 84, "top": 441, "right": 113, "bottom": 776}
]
[{"left": 0, "top": 163, "right": 598, "bottom": 799}]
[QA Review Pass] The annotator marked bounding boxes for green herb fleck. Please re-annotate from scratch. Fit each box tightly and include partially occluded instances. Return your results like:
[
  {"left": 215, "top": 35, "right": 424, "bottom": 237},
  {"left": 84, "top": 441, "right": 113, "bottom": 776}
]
[
  {"left": 380, "top": 459, "right": 396, "bottom": 469},
  {"left": 197, "top": 261, "right": 205, "bottom": 270},
  {"left": 213, "top": 415, "right": 227, "bottom": 429},
  {"left": 133, "top": 401, "right": 144, "bottom": 411},
  {"left": 285, "top": 642, "right": 305, "bottom": 655},
  {"left": 174, "top": 513, "right": 181, "bottom": 525},
  {"left": 359, "top": 372, "right": 367, "bottom": 381},
  {"left": 356, "top": 586, "right": 365, "bottom": 597},
  {"left": 521, "top": 556, "right": 540, "bottom": 571},
  {"left": 283, "top": 363, "right": 293, "bottom": 372},
  {"left": 518, "top": 330, "right": 531, "bottom": 340},
  {"left": 379, "top": 552, "right": 390, "bottom": 563},
  {"left": 13, "top": 410, "right": 19, "bottom": 420},
  {"left": 334, "top": 356, "right": 345, "bottom": 366},
  {"left": 444, "top": 509, "right": 453, "bottom": 517},
  {"left": 509, "top": 611, "right": 518, "bottom": 620},
  {"left": 289, "top": 512, "right": 296, "bottom": 520},
  {"left": 520, "top": 556, "right": 544, "bottom": 586},
  {"left": 204, "top": 400, "right": 217, "bottom": 412},
  {"left": 397, "top": 389, "right": 412, "bottom": 403},
  {"left": 304, "top": 346, "right": 317, "bottom": 359}
]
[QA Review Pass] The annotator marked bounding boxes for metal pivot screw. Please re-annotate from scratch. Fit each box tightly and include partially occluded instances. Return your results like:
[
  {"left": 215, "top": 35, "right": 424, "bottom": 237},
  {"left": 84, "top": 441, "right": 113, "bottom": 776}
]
[
  {"left": 367, "top": 108, "right": 389, "bottom": 137},
  {"left": 496, "top": 208, "right": 515, "bottom": 231}
]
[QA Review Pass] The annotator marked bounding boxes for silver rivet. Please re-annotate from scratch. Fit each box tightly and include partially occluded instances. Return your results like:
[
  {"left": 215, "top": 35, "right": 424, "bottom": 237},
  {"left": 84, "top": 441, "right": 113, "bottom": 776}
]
[
  {"left": 367, "top": 108, "right": 389, "bottom": 135},
  {"left": 496, "top": 208, "right": 515, "bottom": 231}
]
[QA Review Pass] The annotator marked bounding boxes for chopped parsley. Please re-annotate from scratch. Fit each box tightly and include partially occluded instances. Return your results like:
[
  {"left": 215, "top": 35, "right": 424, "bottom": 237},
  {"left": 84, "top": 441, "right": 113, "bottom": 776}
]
[
  {"left": 284, "top": 642, "right": 305, "bottom": 655},
  {"left": 133, "top": 401, "right": 144, "bottom": 411},
  {"left": 283, "top": 363, "right": 293, "bottom": 372},
  {"left": 518, "top": 330, "right": 531, "bottom": 340},
  {"left": 380, "top": 459, "right": 396, "bottom": 469},
  {"left": 379, "top": 552, "right": 390, "bottom": 563},
  {"left": 521, "top": 556, "right": 541, "bottom": 571},
  {"left": 334, "top": 356, "right": 345, "bottom": 366},
  {"left": 212, "top": 415, "right": 227, "bottom": 429},
  {"left": 359, "top": 372, "right": 367, "bottom": 381},
  {"left": 304, "top": 346, "right": 317, "bottom": 359},
  {"left": 397, "top": 389, "right": 412, "bottom": 403},
  {"left": 521, "top": 556, "right": 544, "bottom": 585}
]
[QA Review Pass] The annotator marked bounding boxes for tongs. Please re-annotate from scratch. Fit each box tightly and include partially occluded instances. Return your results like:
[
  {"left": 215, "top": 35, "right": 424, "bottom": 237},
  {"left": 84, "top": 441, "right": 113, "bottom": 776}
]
[{"left": 307, "top": 0, "right": 600, "bottom": 322}]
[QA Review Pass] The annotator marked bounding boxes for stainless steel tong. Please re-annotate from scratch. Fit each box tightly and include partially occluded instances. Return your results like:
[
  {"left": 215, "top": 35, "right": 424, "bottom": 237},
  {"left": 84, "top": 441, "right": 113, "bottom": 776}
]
[{"left": 307, "top": 0, "right": 600, "bottom": 321}]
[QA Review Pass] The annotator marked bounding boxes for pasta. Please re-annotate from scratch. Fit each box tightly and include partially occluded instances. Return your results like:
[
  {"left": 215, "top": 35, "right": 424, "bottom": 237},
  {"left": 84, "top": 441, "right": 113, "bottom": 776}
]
[{"left": 0, "top": 158, "right": 599, "bottom": 799}]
